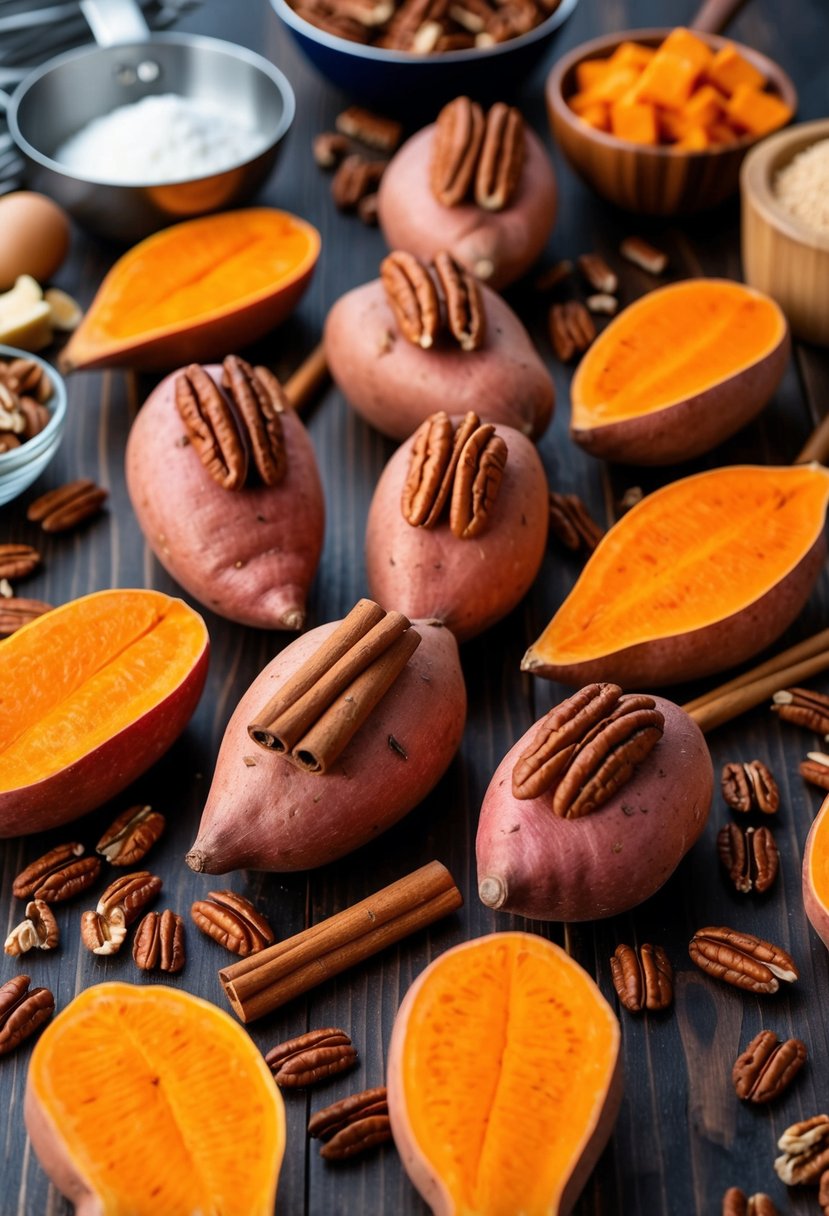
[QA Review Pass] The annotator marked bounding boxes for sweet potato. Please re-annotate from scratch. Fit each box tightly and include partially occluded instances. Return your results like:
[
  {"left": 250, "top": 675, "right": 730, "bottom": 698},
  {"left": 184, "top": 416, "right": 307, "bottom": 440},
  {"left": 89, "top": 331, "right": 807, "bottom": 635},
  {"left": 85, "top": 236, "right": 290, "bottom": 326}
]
[
  {"left": 325, "top": 278, "right": 553, "bottom": 441},
  {"left": 802, "top": 792, "right": 829, "bottom": 952},
  {"left": 378, "top": 126, "right": 557, "bottom": 291},
  {"left": 126, "top": 364, "right": 324, "bottom": 631},
  {"left": 364, "top": 418, "right": 549, "bottom": 642},
  {"left": 187, "top": 617, "right": 465, "bottom": 873},
  {"left": 476, "top": 696, "right": 712, "bottom": 920}
]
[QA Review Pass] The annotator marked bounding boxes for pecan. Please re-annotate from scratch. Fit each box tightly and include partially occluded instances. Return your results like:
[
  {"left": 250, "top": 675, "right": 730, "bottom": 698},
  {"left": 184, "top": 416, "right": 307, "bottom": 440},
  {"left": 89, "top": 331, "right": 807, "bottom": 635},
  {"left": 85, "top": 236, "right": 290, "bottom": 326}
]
[
  {"left": 430, "top": 96, "right": 485, "bottom": 207},
  {"left": 357, "top": 192, "right": 379, "bottom": 225},
  {"left": 81, "top": 907, "right": 127, "bottom": 955},
  {"left": 308, "top": 1085, "right": 392, "bottom": 1160},
  {"left": 335, "top": 106, "right": 402, "bottom": 152},
  {"left": 1, "top": 357, "right": 52, "bottom": 402},
  {"left": 26, "top": 478, "right": 108, "bottom": 533},
  {"left": 550, "top": 300, "right": 596, "bottom": 361},
  {"left": 222, "top": 356, "right": 287, "bottom": 487},
  {"left": 775, "top": 1115, "right": 829, "bottom": 1185},
  {"left": 4, "top": 900, "right": 59, "bottom": 956},
  {"left": 297, "top": 2, "right": 370, "bottom": 40},
  {"left": 609, "top": 943, "right": 673, "bottom": 1013},
  {"left": 534, "top": 260, "right": 573, "bottom": 292},
  {"left": 447, "top": 0, "right": 492, "bottom": 32},
  {"left": 619, "top": 235, "right": 668, "bottom": 275},
  {"left": 449, "top": 421, "right": 508, "bottom": 539},
  {"left": 475, "top": 102, "right": 524, "bottom": 211},
  {"left": 0, "top": 579, "right": 11, "bottom": 598},
  {"left": 433, "top": 250, "right": 485, "bottom": 351},
  {"left": 586, "top": 293, "right": 619, "bottom": 316},
  {"left": 0, "top": 596, "right": 53, "bottom": 635},
  {"left": 548, "top": 491, "right": 604, "bottom": 553},
  {"left": 0, "top": 385, "right": 24, "bottom": 433},
  {"left": 801, "top": 751, "right": 829, "bottom": 791},
  {"left": 331, "top": 154, "right": 385, "bottom": 210},
  {"left": 191, "top": 890, "right": 274, "bottom": 956},
  {"left": 379, "top": 0, "right": 446, "bottom": 50},
  {"left": 717, "top": 823, "right": 779, "bottom": 894},
  {"left": 19, "top": 396, "right": 51, "bottom": 439},
  {"left": 772, "top": 687, "right": 829, "bottom": 737},
  {"left": 0, "top": 433, "right": 21, "bottom": 453},
  {"left": 689, "top": 926, "right": 798, "bottom": 993},
  {"left": 722, "top": 1189, "right": 779, "bottom": 1216},
  {"left": 335, "top": 0, "right": 395, "bottom": 25},
  {"left": 400, "top": 410, "right": 479, "bottom": 530},
  {"left": 82, "top": 871, "right": 162, "bottom": 956},
  {"left": 721, "top": 760, "right": 779, "bottom": 814},
  {"left": 0, "top": 543, "right": 40, "bottom": 580},
  {"left": 577, "top": 252, "right": 618, "bottom": 294},
  {"left": 381, "top": 250, "right": 440, "bottom": 349},
  {"left": 175, "top": 363, "right": 247, "bottom": 491},
  {"left": 96, "top": 804, "right": 166, "bottom": 866},
  {"left": 820, "top": 1170, "right": 829, "bottom": 1214},
  {"left": 435, "top": 30, "right": 476, "bottom": 49},
  {"left": 313, "top": 131, "right": 351, "bottom": 169},
  {"left": 0, "top": 975, "right": 54, "bottom": 1057},
  {"left": 732, "top": 1030, "right": 806, "bottom": 1104},
  {"left": 618, "top": 486, "right": 644, "bottom": 513},
  {"left": 132, "top": 910, "right": 186, "bottom": 973},
  {"left": 13, "top": 843, "right": 101, "bottom": 902},
  {"left": 266, "top": 1028, "right": 358, "bottom": 1087}
]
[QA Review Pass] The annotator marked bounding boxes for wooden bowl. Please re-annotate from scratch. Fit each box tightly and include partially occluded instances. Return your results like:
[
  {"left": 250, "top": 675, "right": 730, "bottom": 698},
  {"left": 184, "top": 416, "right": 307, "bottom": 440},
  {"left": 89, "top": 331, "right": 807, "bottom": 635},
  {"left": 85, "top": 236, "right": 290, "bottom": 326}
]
[
  {"left": 546, "top": 28, "right": 797, "bottom": 216},
  {"left": 741, "top": 119, "right": 829, "bottom": 347}
]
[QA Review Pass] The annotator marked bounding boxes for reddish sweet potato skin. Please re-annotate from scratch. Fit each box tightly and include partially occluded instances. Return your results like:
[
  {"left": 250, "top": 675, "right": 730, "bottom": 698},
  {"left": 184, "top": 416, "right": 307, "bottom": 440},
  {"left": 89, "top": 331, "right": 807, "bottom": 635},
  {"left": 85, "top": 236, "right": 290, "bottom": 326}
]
[
  {"left": 325, "top": 279, "right": 553, "bottom": 441},
  {"left": 476, "top": 697, "right": 712, "bottom": 921},
  {"left": 125, "top": 366, "right": 324, "bottom": 630},
  {"left": 803, "top": 794, "right": 829, "bottom": 952},
  {"left": 188, "top": 619, "right": 465, "bottom": 873},
  {"left": 365, "top": 423, "right": 549, "bottom": 642},
  {"left": 378, "top": 126, "right": 557, "bottom": 291},
  {"left": 25, "top": 1086, "right": 101, "bottom": 1216}
]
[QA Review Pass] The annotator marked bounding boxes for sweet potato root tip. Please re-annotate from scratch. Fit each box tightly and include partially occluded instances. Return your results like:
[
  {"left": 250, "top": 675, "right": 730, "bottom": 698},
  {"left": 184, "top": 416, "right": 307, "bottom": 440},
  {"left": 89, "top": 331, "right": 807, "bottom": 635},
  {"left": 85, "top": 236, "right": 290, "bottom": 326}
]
[{"left": 478, "top": 875, "right": 507, "bottom": 908}]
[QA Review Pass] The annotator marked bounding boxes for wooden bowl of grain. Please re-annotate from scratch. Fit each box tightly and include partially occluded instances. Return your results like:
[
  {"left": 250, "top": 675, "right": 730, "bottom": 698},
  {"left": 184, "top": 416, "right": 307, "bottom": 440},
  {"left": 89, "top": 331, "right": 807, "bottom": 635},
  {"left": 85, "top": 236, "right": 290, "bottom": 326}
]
[{"left": 741, "top": 119, "right": 829, "bottom": 347}]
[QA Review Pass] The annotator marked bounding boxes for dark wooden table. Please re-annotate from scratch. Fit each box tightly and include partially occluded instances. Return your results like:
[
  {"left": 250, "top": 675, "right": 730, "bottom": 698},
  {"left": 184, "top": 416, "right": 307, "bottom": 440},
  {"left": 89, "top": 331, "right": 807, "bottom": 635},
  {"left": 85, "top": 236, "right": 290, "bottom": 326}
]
[{"left": 2, "top": 0, "right": 829, "bottom": 1212}]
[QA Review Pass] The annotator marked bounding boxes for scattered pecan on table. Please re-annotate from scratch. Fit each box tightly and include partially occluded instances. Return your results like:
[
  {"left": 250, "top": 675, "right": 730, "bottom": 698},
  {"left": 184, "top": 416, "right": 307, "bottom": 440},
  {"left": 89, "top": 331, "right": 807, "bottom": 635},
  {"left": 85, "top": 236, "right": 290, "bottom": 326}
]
[
  {"left": 27, "top": 478, "right": 108, "bottom": 533},
  {"left": 13, "top": 842, "right": 101, "bottom": 903},
  {"left": 96, "top": 804, "right": 166, "bottom": 867},
  {"left": 609, "top": 943, "right": 673, "bottom": 1013},
  {"left": 548, "top": 301, "right": 596, "bottom": 362},
  {"left": 133, "top": 910, "right": 186, "bottom": 973},
  {"left": 0, "top": 543, "right": 40, "bottom": 581},
  {"left": 81, "top": 872, "right": 162, "bottom": 957},
  {"left": 722, "top": 1188, "right": 778, "bottom": 1216},
  {"left": 732, "top": 1030, "right": 806, "bottom": 1104},
  {"left": 619, "top": 235, "right": 668, "bottom": 275},
  {"left": 721, "top": 760, "right": 779, "bottom": 814},
  {"left": 267, "top": 1028, "right": 358, "bottom": 1087},
  {"left": 717, "top": 823, "right": 779, "bottom": 894},
  {"left": 772, "top": 686, "right": 829, "bottom": 737},
  {"left": 689, "top": 926, "right": 797, "bottom": 994},
  {"left": 801, "top": 752, "right": 829, "bottom": 791},
  {"left": 191, "top": 890, "right": 274, "bottom": 956},
  {"left": 0, "top": 975, "right": 54, "bottom": 1057},
  {"left": 308, "top": 1085, "right": 392, "bottom": 1160},
  {"left": 548, "top": 491, "right": 604, "bottom": 554},
  {"left": 4, "top": 900, "right": 59, "bottom": 957}
]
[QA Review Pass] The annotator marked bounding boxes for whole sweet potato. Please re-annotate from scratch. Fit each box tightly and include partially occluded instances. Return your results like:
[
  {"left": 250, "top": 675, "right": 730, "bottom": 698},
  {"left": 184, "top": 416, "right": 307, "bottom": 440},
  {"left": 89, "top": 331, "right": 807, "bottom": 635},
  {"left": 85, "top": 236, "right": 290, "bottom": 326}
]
[
  {"left": 476, "top": 696, "right": 712, "bottom": 921},
  {"left": 126, "top": 365, "right": 324, "bottom": 630},
  {"left": 378, "top": 126, "right": 557, "bottom": 290},
  {"left": 187, "top": 618, "right": 465, "bottom": 873},
  {"left": 325, "top": 279, "right": 553, "bottom": 441}
]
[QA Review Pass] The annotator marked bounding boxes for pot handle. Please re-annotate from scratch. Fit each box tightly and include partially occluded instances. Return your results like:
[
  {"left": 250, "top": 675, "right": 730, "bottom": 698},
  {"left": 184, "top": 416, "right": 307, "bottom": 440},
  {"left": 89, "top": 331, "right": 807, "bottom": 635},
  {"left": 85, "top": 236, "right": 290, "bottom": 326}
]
[
  {"left": 689, "top": 0, "right": 750, "bottom": 34},
  {"left": 80, "top": 0, "right": 151, "bottom": 46}
]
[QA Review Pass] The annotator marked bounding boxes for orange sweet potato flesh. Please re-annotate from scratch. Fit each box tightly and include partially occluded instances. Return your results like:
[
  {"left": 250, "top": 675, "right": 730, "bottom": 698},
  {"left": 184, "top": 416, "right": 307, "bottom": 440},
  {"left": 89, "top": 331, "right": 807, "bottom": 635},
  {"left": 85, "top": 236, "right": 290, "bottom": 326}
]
[
  {"left": 803, "top": 794, "right": 829, "bottom": 952},
  {"left": 25, "top": 982, "right": 284, "bottom": 1216},
  {"left": 0, "top": 589, "right": 208, "bottom": 835},
  {"left": 60, "top": 209, "right": 320, "bottom": 372},
  {"left": 523, "top": 465, "right": 829, "bottom": 688},
  {"left": 387, "top": 933, "right": 622, "bottom": 1216}
]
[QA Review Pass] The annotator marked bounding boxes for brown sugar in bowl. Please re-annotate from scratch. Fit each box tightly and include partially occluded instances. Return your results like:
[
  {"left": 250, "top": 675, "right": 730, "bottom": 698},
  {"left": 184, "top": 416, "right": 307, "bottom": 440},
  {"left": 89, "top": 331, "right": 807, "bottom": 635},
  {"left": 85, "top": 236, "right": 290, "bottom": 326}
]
[{"left": 546, "top": 28, "right": 797, "bottom": 216}]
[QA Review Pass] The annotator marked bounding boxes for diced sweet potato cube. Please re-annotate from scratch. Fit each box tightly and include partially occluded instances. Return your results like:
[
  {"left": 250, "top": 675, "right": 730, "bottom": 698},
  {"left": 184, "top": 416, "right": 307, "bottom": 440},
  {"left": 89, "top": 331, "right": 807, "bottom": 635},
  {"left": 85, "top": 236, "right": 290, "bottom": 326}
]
[
  {"left": 610, "top": 99, "right": 658, "bottom": 145},
  {"left": 581, "top": 65, "right": 640, "bottom": 104},
  {"left": 636, "top": 51, "right": 700, "bottom": 109},
  {"left": 658, "top": 109, "right": 693, "bottom": 143},
  {"left": 575, "top": 58, "right": 610, "bottom": 92},
  {"left": 726, "top": 84, "right": 792, "bottom": 136},
  {"left": 606, "top": 40, "right": 655, "bottom": 72},
  {"left": 708, "top": 120, "right": 741, "bottom": 146},
  {"left": 569, "top": 93, "right": 611, "bottom": 130},
  {"left": 684, "top": 84, "right": 724, "bottom": 128},
  {"left": 706, "top": 43, "right": 765, "bottom": 95},
  {"left": 660, "top": 28, "right": 713, "bottom": 73},
  {"left": 675, "top": 125, "right": 710, "bottom": 151}
]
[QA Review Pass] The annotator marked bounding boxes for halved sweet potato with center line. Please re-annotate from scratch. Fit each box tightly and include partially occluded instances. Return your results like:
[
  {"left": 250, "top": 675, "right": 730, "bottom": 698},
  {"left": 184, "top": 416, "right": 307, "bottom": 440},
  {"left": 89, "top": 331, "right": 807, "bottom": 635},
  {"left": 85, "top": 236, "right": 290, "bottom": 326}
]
[
  {"left": 523, "top": 464, "right": 829, "bottom": 688},
  {"left": 803, "top": 793, "right": 829, "bottom": 952}
]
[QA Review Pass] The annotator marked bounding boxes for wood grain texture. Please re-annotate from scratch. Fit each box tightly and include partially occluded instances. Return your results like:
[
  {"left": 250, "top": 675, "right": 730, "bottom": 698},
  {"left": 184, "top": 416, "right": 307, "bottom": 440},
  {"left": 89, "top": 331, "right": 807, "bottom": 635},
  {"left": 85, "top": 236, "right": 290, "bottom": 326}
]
[{"left": 0, "top": 0, "right": 828, "bottom": 1213}]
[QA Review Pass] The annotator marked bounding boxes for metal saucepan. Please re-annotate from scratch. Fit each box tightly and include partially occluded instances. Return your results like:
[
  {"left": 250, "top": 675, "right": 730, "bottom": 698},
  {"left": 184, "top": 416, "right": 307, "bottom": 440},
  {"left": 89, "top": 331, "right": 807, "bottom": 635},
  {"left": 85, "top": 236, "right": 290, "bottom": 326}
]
[{"left": 8, "top": 0, "right": 295, "bottom": 242}]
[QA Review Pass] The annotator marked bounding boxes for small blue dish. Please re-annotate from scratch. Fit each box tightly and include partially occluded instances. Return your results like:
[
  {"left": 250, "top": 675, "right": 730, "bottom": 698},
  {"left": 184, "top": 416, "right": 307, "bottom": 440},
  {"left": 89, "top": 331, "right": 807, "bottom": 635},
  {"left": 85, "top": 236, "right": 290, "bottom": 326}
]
[
  {"left": 0, "top": 345, "right": 67, "bottom": 507},
  {"left": 270, "top": 0, "right": 579, "bottom": 109}
]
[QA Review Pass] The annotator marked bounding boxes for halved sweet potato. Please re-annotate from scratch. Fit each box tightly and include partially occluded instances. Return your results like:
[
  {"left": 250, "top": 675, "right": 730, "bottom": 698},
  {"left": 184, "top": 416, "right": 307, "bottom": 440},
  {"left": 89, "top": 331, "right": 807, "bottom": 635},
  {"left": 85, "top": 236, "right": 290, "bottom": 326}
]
[
  {"left": 387, "top": 932, "right": 622, "bottom": 1216},
  {"left": 60, "top": 209, "right": 320, "bottom": 372},
  {"left": 0, "top": 589, "right": 208, "bottom": 836},
  {"left": 26, "top": 982, "right": 284, "bottom": 1216},
  {"left": 803, "top": 792, "right": 829, "bottom": 951},
  {"left": 570, "top": 280, "right": 789, "bottom": 465},
  {"left": 523, "top": 464, "right": 829, "bottom": 688}
]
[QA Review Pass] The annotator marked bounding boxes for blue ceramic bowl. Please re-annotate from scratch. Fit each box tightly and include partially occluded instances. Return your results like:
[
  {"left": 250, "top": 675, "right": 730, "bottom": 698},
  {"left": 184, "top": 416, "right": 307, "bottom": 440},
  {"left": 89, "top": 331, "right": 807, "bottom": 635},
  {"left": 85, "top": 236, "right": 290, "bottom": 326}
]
[
  {"left": 0, "top": 345, "right": 67, "bottom": 507},
  {"left": 270, "top": 0, "right": 579, "bottom": 109}
]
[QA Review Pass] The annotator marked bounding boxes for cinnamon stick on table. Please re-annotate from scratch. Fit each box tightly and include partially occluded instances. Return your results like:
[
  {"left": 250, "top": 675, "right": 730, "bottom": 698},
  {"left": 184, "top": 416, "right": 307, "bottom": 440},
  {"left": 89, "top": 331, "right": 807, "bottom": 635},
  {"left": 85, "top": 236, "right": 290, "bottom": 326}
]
[{"left": 219, "top": 861, "right": 462, "bottom": 1023}]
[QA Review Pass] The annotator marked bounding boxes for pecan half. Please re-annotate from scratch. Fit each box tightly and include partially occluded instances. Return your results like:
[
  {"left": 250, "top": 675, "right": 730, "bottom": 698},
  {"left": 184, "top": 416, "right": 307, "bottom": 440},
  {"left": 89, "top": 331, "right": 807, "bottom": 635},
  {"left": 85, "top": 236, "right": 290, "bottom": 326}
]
[
  {"left": 548, "top": 491, "right": 604, "bottom": 553},
  {"left": 551, "top": 300, "right": 597, "bottom": 362},
  {"left": 313, "top": 131, "right": 351, "bottom": 169},
  {"left": 0, "top": 597, "right": 52, "bottom": 635},
  {"left": 4, "top": 900, "right": 59, "bottom": 956},
  {"left": 19, "top": 396, "right": 51, "bottom": 439},
  {"left": 191, "top": 890, "right": 274, "bottom": 956},
  {"left": 335, "top": 106, "right": 402, "bottom": 152},
  {"left": 732, "top": 1030, "right": 806, "bottom": 1104},
  {"left": 773, "top": 687, "right": 829, "bottom": 737},
  {"left": 175, "top": 363, "right": 247, "bottom": 491},
  {"left": 132, "top": 910, "right": 186, "bottom": 973},
  {"left": 433, "top": 250, "right": 485, "bottom": 351},
  {"left": 0, "top": 433, "right": 21, "bottom": 453},
  {"left": 0, "top": 975, "right": 54, "bottom": 1057},
  {"left": 449, "top": 422, "right": 507, "bottom": 539},
  {"left": 308, "top": 1085, "right": 392, "bottom": 1160},
  {"left": 81, "top": 906, "right": 127, "bottom": 955},
  {"left": 13, "top": 843, "right": 101, "bottom": 903},
  {"left": 331, "top": 154, "right": 385, "bottom": 209},
  {"left": 717, "top": 823, "right": 779, "bottom": 894},
  {"left": 96, "top": 804, "right": 166, "bottom": 866},
  {"left": 401, "top": 411, "right": 479, "bottom": 530},
  {"left": 1, "top": 357, "right": 52, "bottom": 402},
  {"left": 801, "top": 751, "right": 829, "bottom": 791},
  {"left": 474, "top": 102, "right": 524, "bottom": 211},
  {"left": 430, "top": 96, "right": 485, "bottom": 207},
  {"left": 380, "top": 250, "right": 440, "bottom": 349},
  {"left": 26, "top": 478, "right": 108, "bottom": 533},
  {"left": 82, "top": 871, "right": 162, "bottom": 956},
  {"left": 610, "top": 943, "right": 673, "bottom": 1013},
  {"left": 266, "top": 1028, "right": 358, "bottom": 1087},
  {"left": 222, "top": 356, "right": 287, "bottom": 487},
  {"left": 534, "top": 260, "right": 573, "bottom": 292},
  {"left": 0, "top": 543, "right": 40, "bottom": 580},
  {"left": 335, "top": 0, "right": 394, "bottom": 26},
  {"left": 586, "top": 293, "right": 619, "bottom": 316},
  {"left": 357, "top": 192, "right": 379, "bottom": 226},
  {"left": 689, "top": 926, "right": 798, "bottom": 994},
  {"left": 775, "top": 1115, "right": 829, "bottom": 1185},
  {"left": 722, "top": 1189, "right": 779, "bottom": 1216},
  {"left": 619, "top": 235, "right": 668, "bottom": 275},
  {"left": 577, "top": 252, "right": 618, "bottom": 294},
  {"left": 721, "top": 760, "right": 779, "bottom": 814}
]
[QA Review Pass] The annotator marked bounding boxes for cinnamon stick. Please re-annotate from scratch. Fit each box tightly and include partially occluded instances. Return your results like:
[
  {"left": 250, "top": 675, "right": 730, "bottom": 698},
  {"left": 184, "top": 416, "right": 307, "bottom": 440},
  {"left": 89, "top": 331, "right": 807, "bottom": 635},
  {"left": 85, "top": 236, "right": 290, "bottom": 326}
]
[
  {"left": 219, "top": 861, "right": 462, "bottom": 1023},
  {"left": 684, "top": 647, "right": 829, "bottom": 734},
  {"left": 683, "top": 628, "right": 829, "bottom": 714},
  {"left": 284, "top": 343, "right": 329, "bottom": 412}
]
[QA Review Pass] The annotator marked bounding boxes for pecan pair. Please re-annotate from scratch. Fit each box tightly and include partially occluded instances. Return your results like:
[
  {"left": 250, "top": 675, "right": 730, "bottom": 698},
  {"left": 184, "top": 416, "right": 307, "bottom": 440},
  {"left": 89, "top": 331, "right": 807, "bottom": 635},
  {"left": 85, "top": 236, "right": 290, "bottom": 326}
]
[
  {"left": 610, "top": 943, "right": 673, "bottom": 1013},
  {"left": 175, "top": 356, "right": 288, "bottom": 492},
  {"left": 0, "top": 597, "right": 53, "bottom": 635},
  {"left": 96, "top": 804, "right": 166, "bottom": 867},
  {"left": 309, "top": 1085, "right": 391, "bottom": 1160},
  {"left": 0, "top": 543, "right": 40, "bottom": 581},
  {"left": 401, "top": 410, "right": 506, "bottom": 540},
  {"left": 381, "top": 249, "right": 485, "bottom": 352},
  {"left": 511, "top": 683, "right": 664, "bottom": 817},
  {"left": 717, "top": 823, "right": 779, "bottom": 894},
  {"left": 689, "top": 926, "right": 797, "bottom": 994},
  {"left": 775, "top": 1115, "right": 829, "bottom": 1190},
  {"left": 133, "top": 910, "right": 186, "bottom": 973},
  {"left": 548, "top": 301, "right": 596, "bottom": 362},
  {"left": 772, "top": 686, "right": 829, "bottom": 737},
  {"left": 0, "top": 975, "right": 54, "bottom": 1057},
  {"left": 722, "top": 1189, "right": 778, "bottom": 1216},
  {"left": 27, "top": 478, "right": 108, "bottom": 533},
  {"left": 266, "top": 1027, "right": 358, "bottom": 1087},
  {"left": 331, "top": 155, "right": 385, "bottom": 211},
  {"left": 4, "top": 900, "right": 59, "bottom": 957},
  {"left": 81, "top": 872, "right": 162, "bottom": 956},
  {"left": 431, "top": 96, "right": 524, "bottom": 212},
  {"left": 548, "top": 491, "right": 604, "bottom": 554},
  {"left": 191, "top": 890, "right": 274, "bottom": 956},
  {"left": 801, "top": 752, "right": 829, "bottom": 791},
  {"left": 721, "top": 760, "right": 779, "bottom": 814},
  {"left": 732, "top": 1030, "right": 806, "bottom": 1104},
  {"left": 13, "top": 842, "right": 101, "bottom": 903}
]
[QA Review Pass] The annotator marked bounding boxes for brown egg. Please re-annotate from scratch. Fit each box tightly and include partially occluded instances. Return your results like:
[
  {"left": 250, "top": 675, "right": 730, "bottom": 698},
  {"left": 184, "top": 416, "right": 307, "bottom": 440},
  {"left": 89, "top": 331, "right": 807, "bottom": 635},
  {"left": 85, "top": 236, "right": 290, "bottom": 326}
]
[{"left": 0, "top": 193, "right": 70, "bottom": 290}]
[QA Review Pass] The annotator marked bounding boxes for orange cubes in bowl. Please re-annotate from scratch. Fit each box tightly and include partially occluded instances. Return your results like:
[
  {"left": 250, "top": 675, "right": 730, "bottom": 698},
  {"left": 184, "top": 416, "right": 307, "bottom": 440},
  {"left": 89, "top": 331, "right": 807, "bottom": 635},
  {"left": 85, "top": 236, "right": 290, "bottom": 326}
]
[{"left": 567, "top": 28, "right": 792, "bottom": 148}]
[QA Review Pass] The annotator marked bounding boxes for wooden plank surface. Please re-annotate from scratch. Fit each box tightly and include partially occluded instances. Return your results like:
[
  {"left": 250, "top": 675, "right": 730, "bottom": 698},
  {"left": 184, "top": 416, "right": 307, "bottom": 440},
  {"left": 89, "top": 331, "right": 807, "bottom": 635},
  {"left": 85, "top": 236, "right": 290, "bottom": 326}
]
[{"left": 2, "top": 0, "right": 829, "bottom": 1213}]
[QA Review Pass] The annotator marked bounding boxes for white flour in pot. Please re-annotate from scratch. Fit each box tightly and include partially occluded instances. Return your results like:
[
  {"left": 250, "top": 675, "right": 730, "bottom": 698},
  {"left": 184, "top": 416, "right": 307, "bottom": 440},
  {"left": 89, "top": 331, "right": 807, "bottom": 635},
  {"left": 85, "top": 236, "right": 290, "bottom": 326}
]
[{"left": 54, "top": 93, "right": 266, "bottom": 184}]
